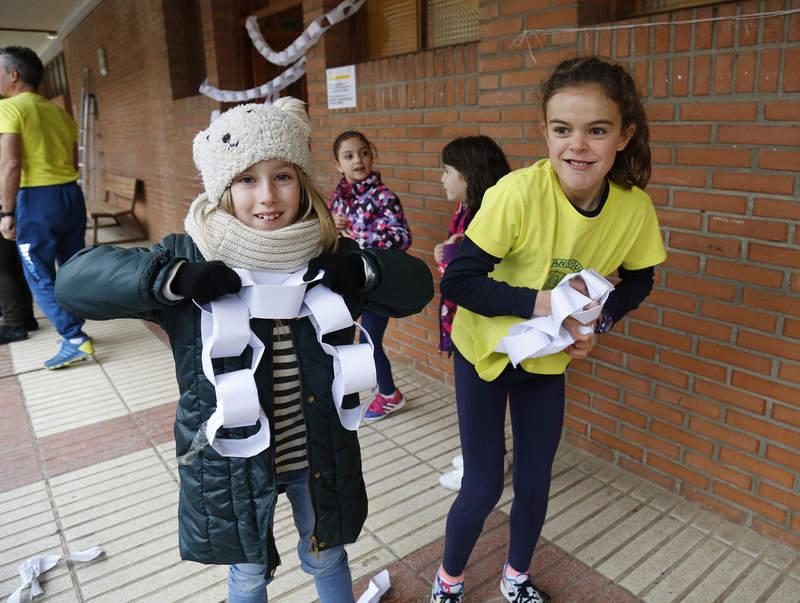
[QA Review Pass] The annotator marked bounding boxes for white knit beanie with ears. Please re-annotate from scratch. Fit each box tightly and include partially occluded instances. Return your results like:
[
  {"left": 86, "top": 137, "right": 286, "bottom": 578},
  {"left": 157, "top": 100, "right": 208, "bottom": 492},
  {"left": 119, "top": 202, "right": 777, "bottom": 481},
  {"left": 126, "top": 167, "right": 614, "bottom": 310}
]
[{"left": 192, "top": 97, "right": 312, "bottom": 209}]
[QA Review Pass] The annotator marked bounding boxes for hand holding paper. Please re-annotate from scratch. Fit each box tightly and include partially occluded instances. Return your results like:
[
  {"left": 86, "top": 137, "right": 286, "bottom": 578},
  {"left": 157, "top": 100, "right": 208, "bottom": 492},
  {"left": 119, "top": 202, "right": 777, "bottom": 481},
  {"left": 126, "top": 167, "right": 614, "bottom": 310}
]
[{"left": 496, "top": 269, "right": 613, "bottom": 366}]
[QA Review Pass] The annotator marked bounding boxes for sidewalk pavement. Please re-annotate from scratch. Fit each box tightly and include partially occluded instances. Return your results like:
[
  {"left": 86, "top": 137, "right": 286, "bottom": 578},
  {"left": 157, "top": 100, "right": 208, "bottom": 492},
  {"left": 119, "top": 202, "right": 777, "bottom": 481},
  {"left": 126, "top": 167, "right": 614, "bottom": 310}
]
[{"left": 1, "top": 315, "right": 798, "bottom": 602}]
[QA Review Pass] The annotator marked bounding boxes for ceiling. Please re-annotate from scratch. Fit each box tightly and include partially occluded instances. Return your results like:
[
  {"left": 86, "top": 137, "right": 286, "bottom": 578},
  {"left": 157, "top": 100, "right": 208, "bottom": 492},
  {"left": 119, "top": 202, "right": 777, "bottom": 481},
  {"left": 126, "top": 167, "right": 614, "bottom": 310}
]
[{"left": 0, "top": 0, "right": 102, "bottom": 63}]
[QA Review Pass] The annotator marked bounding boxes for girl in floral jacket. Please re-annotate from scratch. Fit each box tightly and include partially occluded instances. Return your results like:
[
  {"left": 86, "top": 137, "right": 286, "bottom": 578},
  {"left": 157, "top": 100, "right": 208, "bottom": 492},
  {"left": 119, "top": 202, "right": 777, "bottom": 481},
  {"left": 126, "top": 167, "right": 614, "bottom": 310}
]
[{"left": 330, "top": 131, "right": 411, "bottom": 421}]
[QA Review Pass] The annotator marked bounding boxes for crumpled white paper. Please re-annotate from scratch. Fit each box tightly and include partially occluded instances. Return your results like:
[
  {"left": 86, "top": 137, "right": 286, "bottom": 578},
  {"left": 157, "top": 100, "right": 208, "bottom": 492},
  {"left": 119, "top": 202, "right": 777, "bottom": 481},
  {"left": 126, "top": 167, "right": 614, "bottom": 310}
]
[
  {"left": 356, "top": 569, "right": 391, "bottom": 603},
  {"left": 496, "top": 269, "right": 614, "bottom": 367},
  {"left": 8, "top": 546, "right": 103, "bottom": 603}
]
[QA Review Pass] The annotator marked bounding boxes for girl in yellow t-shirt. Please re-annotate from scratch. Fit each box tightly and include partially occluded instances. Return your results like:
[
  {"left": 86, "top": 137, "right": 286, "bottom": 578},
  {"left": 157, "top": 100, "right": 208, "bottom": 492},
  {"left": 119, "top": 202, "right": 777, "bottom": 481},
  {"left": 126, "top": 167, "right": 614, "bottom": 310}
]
[{"left": 430, "top": 57, "right": 667, "bottom": 603}]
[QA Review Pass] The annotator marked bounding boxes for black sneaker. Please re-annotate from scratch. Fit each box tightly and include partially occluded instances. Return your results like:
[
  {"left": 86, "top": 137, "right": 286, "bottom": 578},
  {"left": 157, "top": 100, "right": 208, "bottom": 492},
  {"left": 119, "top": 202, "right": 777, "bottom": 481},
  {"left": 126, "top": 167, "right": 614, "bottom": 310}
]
[
  {"left": 0, "top": 325, "right": 28, "bottom": 344},
  {"left": 24, "top": 318, "right": 39, "bottom": 331},
  {"left": 500, "top": 568, "right": 550, "bottom": 603}
]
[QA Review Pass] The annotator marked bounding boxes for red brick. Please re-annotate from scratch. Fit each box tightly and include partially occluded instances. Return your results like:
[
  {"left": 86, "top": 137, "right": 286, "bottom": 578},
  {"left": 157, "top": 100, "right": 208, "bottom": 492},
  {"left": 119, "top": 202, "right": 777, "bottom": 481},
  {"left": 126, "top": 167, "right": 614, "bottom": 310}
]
[
  {"left": 686, "top": 451, "right": 752, "bottom": 490},
  {"left": 784, "top": 47, "right": 800, "bottom": 91},
  {"left": 666, "top": 273, "right": 735, "bottom": 301},
  {"left": 652, "top": 420, "right": 714, "bottom": 456},
  {"left": 710, "top": 216, "right": 788, "bottom": 242},
  {"left": 715, "top": 483, "right": 786, "bottom": 522},
  {"left": 759, "top": 48, "right": 781, "bottom": 93},
  {"left": 626, "top": 392, "right": 684, "bottom": 424},
  {"left": 591, "top": 428, "right": 643, "bottom": 461},
  {"left": 704, "top": 259, "right": 784, "bottom": 289},
  {"left": 714, "top": 53, "right": 734, "bottom": 93},
  {"left": 759, "top": 482, "right": 800, "bottom": 511},
  {"left": 628, "top": 323, "right": 692, "bottom": 353},
  {"left": 743, "top": 288, "right": 800, "bottom": 317},
  {"left": 692, "top": 55, "right": 711, "bottom": 95},
  {"left": 690, "top": 416, "right": 759, "bottom": 453},
  {"left": 752, "top": 517, "right": 800, "bottom": 549},
  {"left": 720, "top": 447, "right": 795, "bottom": 489},
  {"left": 621, "top": 425, "right": 680, "bottom": 459},
  {"left": 567, "top": 402, "right": 618, "bottom": 434},
  {"left": 765, "top": 444, "right": 800, "bottom": 473},
  {"left": 759, "top": 150, "right": 800, "bottom": 172},
  {"left": 650, "top": 124, "right": 711, "bottom": 143},
  {"left": 697, "top": 341, "right": 771, "bottom": 376},
  {"left": 680, "top": 102, "right": 757, "bottom": 121},
  {"left": 764, "top": 101, "right": 800, "bottom": 121},
  {"left": 669, "top": 232, "right": 740, "bottom": 259},
  {"left": 779, "top": 362, "right": 800, "bottom": 384},
  {"left": 712, "top": 172, "right": 795, "bottom": 196},
  {"left": 681, "top": 484, "right": 748, "bottom": 525},
  {"left": 718, "top": 125, "right": 800, "bottom": 146},
  {"left": 649, "top": 454, "right": 710, "bottom": 489},
  {"left": 693, "top": 379, "right": 767, "bottom": 415},
  {"left": 673, "top": 190, "right": 747, "bottom": 214},
  {"left": 727, "top": 409, "right": 800, "bottom": 448},
  {"left": 738, "top": 330, "right": 800, "bottom": 363},
  {"left": 772, "top": 404, "right": 800, "bottom": 428},
  {"left": 664, "top": 311, "right": 732, "bottom": 341},
  {"left": 596, "top": 365, "right": 652, "bottom": 395},
  {"left": 661, "top": 349, "right": 728, "bottom": 383}
]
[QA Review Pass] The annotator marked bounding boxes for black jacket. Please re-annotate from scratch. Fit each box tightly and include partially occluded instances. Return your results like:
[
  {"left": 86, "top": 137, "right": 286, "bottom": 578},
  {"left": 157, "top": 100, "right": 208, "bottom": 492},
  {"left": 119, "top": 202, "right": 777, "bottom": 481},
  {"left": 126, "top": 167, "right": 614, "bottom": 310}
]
[{"left": 55, "top": 234, "right": 433, "bottom": 574}]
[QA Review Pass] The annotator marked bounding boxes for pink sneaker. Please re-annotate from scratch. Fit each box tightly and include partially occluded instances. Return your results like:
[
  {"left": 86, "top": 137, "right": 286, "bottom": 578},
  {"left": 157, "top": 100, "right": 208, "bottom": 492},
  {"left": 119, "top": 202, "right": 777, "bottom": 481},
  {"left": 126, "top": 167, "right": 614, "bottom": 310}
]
[{"left": 363, "top": 390, "right": 405, "bottom": 422}]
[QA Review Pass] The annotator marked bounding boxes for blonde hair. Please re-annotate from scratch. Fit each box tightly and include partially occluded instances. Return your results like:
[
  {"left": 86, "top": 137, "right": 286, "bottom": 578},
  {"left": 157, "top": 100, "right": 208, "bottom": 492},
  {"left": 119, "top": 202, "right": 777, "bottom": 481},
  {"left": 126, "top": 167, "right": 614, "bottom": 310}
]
[{"left": 201, "top": 164, "right": 338, "bottom": 253}]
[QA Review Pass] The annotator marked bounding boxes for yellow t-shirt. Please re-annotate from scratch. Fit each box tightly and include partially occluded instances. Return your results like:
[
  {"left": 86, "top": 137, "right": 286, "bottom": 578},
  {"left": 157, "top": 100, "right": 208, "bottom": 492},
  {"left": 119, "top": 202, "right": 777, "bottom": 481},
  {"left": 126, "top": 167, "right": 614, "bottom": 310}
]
[
  {"left": 452, "top": 158, "right": 668, "bottom": 381},
  {"left": 0, "top": 92, "right": 79, "bottom": 187}
]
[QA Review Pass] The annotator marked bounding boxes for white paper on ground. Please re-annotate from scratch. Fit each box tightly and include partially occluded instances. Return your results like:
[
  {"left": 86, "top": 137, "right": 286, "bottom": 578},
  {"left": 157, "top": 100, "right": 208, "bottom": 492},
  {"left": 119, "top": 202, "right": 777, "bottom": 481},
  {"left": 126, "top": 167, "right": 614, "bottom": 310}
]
[
  {"left": 8, "top": 546, "right": 103, "bottom": 603},
  {"left": 496, "top": 269, "right": 614, "bottom": 366},
  {"left": 356, "top": 569, "right": 391, "bottom": 603}
]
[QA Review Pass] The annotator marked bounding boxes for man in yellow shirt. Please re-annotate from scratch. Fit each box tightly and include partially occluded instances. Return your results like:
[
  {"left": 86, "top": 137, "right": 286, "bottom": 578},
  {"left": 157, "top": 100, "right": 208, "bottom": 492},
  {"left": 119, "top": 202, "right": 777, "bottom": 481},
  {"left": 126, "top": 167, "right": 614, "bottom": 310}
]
[{"left": 0, "top": 46, "right": 93, "bottom": 368}]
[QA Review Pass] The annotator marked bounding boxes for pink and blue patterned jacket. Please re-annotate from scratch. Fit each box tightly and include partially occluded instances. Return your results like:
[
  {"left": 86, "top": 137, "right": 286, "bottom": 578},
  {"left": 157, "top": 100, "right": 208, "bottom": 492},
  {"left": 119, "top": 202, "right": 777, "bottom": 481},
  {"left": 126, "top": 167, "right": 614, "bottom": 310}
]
[{"left": 328, "top": 171, "right": 412, "bottom": 251}]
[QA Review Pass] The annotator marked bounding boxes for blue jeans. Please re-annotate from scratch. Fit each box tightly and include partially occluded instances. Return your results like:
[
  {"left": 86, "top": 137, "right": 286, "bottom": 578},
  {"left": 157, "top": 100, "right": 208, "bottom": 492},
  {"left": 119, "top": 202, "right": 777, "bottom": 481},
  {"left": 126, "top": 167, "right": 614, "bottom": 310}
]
[
  {"left": 359, "top": 310, "right": 395, "bottom": 394},
  {"left": 15, "top": 182, "right": 86, "bottom": 339},
  {"left": 227, "top": 470, "right": 354, "bottom": 603}
]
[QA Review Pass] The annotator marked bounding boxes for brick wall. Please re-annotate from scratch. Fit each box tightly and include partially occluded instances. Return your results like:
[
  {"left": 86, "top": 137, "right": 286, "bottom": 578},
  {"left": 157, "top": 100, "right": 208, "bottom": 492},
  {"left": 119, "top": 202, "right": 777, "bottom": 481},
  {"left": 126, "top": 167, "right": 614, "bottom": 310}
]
[
  {"left": 60, "top": 0, "right": 799, "bottom": 546},
  {"left": 308, "top": 0, "right": 800, "bottom": 547}
]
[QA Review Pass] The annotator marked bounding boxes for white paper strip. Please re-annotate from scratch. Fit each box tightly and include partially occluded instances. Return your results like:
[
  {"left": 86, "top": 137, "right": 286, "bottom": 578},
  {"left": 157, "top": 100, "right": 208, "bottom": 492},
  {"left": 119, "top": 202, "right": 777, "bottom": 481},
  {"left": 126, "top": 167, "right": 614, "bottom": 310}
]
[
  {"left": 496, "top": 269, "right": 614, "bottom": 366},
  {"left": 245, "top": 0, "right": 367, "bottom": 66},
  {"left": 199, "top": 57, "right": 307, "bottom": 103},
  {"left": 356, "top": 569, "right": 391, "bottom": 603},
  {"left": 8, "top": 546, "right": 103, "bottom": 603},
  {"left": 196, "top": 268, "right": 377, "bottom": 458}
]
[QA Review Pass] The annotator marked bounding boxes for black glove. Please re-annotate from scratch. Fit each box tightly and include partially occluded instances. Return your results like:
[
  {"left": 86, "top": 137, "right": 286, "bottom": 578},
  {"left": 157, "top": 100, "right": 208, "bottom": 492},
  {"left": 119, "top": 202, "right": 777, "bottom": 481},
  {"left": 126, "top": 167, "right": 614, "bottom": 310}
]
[
  {"left": 303, "top": 253, "right": 365, "bottom": 296},
  {"left": 171, "top": 260, "right": 241, "bottom": 304}
]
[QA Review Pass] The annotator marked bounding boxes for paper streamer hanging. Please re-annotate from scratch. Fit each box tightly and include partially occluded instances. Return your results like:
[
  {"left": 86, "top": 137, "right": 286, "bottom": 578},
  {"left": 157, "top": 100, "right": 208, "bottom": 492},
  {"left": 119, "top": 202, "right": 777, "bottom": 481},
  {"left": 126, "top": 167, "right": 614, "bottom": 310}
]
[
  {"left": 356, "top": 569, "right": 391, "bottom": 603},
  {"left": 199, "top": 57, "right": 307, "bottom": 103},
  {"left": 245, "top": 0, "right": 367, "bottom": 66},
  {"left": 496, "top": 269, "right": 614, "bottom": 367},
  {"left": 198, "top": 267, "right": 377, "bottom": 458},
  {"left": 199, "top": 0, "right": 366, "bottom": 103},
  {"left": 8, "top": 546, "right": 103, "bottom": 603}
]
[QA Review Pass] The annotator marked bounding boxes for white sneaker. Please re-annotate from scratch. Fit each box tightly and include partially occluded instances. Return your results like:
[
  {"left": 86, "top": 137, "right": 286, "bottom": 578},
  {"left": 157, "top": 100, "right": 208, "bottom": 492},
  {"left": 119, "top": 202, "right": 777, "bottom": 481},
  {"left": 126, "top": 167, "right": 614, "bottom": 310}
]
[
  {"left": 439, "top": 468, "right": 463, "bottom": 491},
  {"left": 450, "top": 454, "right": 510, "bottom": 473}
]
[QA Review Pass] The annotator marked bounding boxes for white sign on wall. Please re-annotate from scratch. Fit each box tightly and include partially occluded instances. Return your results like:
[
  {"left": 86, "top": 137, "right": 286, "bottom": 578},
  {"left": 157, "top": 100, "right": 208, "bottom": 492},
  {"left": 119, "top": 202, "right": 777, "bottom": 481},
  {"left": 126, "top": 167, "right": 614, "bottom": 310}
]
[{"left": 326, "top": 65, "right": 357, "bottom": 110}]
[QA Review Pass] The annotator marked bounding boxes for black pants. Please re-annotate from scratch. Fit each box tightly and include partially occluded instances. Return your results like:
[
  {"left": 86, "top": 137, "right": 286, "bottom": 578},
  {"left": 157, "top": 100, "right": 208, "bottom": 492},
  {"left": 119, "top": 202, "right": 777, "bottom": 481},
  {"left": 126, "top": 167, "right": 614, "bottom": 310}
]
[
  {"left": 0, "top": 236, "right": 35, "bottom": 328},
  {"left": 443, "top": 347, "right": 565, "bottom": 576}
]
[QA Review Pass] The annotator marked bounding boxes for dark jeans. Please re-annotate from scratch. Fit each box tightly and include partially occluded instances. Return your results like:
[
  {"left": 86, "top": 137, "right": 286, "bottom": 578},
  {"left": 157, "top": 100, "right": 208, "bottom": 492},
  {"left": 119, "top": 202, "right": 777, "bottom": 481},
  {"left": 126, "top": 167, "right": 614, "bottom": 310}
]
[
  {"left": 0, "top": 236, "right": 35, "bottom": 327},
  {"left": 359, "top": 310, "right": 395, "bottom": 394},
  {"left": 443, "top": 347, "right": 565, "bottom": 576},
  {"left": 15, "top": 182, "right": 87, "bottom": 339}
]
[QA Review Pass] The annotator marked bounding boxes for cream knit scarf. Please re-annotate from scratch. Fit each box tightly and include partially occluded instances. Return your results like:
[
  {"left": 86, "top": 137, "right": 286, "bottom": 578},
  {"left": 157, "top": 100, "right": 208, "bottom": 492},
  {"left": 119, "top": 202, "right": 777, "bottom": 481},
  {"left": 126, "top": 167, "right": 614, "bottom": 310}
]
[{"left": 183, "top": 193, "right": 323, "bottom": 271}]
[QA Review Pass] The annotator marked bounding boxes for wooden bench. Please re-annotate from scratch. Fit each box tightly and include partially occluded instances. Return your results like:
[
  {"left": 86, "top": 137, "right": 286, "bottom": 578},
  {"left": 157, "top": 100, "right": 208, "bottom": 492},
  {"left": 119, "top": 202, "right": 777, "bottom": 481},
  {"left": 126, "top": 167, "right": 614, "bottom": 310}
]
[{"left": 86, "top": 174, "right": 146, "bottom": 244}]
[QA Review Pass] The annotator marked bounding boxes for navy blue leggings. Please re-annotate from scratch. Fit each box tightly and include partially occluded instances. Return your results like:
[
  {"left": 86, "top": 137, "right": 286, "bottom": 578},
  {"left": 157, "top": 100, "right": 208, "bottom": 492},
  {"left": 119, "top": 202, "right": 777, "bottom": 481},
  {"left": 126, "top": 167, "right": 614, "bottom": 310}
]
[
  {"left": 443, "top": 347, "right": 565, "bottom": 576},
  {"left": 359, "top": 310, "right": 395, "bottom": 394}
]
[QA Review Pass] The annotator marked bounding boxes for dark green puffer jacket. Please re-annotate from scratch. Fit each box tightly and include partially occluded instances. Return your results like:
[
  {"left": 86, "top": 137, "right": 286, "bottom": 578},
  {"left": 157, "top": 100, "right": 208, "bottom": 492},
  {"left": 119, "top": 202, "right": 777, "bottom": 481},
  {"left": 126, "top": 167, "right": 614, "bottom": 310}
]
[{"left": 55, "top": 234, "right": 433, "bottom": 575}]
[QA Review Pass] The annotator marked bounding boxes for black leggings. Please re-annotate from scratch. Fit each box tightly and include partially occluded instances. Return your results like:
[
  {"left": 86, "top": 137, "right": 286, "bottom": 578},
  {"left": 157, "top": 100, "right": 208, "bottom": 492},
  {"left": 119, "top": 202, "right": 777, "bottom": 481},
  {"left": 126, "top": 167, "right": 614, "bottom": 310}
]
[{"left": 443, "top": 347, "right": 565, "bottom": 576}]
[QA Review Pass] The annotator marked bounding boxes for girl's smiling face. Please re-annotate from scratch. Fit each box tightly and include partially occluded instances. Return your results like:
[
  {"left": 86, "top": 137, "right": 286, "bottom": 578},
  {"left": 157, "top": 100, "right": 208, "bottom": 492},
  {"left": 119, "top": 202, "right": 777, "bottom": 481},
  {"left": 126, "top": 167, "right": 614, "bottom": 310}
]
[
  {"left": 542, "top": 84, "right": 634, "bottom": 210},
  {"left": 335, "top": 136, "right": 374, "bottom": 183},
  {"left": 230, "top": 159, "right": 301, "bottom": 231},
  {"left": 440, "top": 164, "right": 468, "bottom": 203}
]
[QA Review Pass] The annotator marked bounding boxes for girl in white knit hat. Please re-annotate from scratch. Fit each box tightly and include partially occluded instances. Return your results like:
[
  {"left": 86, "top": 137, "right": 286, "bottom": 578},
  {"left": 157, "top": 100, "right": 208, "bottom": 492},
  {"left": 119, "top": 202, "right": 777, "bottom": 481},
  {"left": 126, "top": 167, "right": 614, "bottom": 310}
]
[{"left": 55, "top": 98, "right": 433, "bottom": 603}]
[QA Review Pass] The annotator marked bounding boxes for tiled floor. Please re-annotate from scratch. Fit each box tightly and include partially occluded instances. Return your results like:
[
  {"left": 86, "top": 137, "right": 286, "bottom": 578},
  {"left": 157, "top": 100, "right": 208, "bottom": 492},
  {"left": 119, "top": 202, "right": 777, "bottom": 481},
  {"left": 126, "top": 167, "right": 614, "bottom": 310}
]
[{"left": 1, "top": 316, "right": 798, "bottom": 602}]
